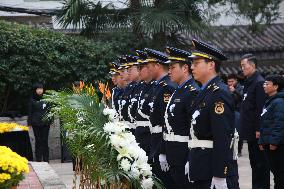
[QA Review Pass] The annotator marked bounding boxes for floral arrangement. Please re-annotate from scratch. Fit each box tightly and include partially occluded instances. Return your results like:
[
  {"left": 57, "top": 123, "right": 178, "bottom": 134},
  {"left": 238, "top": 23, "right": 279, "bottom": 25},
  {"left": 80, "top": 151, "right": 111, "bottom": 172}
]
[
  {"left": 0, "top": 122, "right": 29, "bottom": 134},
  {"left": 103, "top": 108, "right": 154, "bottom": 188},
  {"left": 44, "top": 83, "right": 163, "bottom": 189},
  {"left": 0, "top": 146, "right": 29, "bottom": 188}
]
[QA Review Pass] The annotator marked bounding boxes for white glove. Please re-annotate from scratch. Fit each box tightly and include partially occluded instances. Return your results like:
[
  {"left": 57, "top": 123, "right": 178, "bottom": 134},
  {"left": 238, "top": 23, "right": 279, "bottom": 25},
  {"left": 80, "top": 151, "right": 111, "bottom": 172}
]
[
  {"left": 210, "top": 177, "right": 228, "bottom": 189},
  {"left": 159, "top": 154, "right": 169, "bottom": 172},
  {"left": 184, "top": 161, "right": 189, "bottom": 175}
]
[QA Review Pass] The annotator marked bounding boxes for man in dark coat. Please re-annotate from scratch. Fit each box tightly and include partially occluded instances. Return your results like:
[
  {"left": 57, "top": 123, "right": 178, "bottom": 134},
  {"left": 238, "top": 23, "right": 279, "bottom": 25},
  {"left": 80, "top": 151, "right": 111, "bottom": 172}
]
[
  {"left": 227, "top": 74, "right": 244, "bottom": 156},
  {"left": 239, "top": 54, "right": 270, "bottom": 189}
]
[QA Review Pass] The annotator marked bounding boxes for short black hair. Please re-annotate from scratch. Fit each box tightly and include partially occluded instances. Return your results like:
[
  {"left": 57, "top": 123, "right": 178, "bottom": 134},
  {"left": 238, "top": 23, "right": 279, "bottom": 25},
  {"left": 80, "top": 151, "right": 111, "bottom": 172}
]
[
  {"left": 33, "top": 82, "right": 43, "bottom": 89},
  {"left": 241, "top": 53, "right": 257, "bottom": 67},
  {"left": 265, "top": 75, "right": 284, "bottom": 92},
  {"left": 227, "top": 74, "right": 237, "bottom": 80},
  {"left": 205, "top": 59, "right": 221, "bottom": 73}
]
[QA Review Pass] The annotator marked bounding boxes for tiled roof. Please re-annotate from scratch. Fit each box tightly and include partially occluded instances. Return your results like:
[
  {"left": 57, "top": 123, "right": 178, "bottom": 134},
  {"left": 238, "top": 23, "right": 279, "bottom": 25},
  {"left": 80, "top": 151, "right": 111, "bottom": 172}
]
[
  {"left": 188, "top": 23, "right": 284, "bottom": 53},
  {"left": 221, "top": 63, "right": 284, "bottom": 75}
]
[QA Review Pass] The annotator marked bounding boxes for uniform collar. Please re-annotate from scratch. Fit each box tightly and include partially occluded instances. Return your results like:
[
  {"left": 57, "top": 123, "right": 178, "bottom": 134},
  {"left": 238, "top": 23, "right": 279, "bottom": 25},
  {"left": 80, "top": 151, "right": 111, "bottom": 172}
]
[
  {"left": 178, "top": 76, "right": 192, "bottom": 89},
  {"left": 156, "top": 74, "right": 167, "bottom": 84},
  {"left": 201, "top": 76, "right": 217, "bottom": 90}
]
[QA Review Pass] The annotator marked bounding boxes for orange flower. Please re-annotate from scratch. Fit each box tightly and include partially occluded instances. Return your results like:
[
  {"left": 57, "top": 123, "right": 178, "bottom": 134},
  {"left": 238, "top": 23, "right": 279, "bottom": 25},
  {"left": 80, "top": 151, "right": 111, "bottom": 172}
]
[
  {"left": 98, "top": 82, "right": 105, "bottom": 94},
  {"left": 80, "top": 81, "right": 85, "bottom": 90},
  {"left": 105, "top": 87, "right": 111, "bottom": 100}
]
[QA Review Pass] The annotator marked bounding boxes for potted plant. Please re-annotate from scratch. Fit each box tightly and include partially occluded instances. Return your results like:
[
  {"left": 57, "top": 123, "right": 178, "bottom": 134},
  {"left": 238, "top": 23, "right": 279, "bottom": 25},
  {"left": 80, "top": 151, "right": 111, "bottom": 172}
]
[{"left": 0, "top": 146, "right": 29, "bottom": 189}]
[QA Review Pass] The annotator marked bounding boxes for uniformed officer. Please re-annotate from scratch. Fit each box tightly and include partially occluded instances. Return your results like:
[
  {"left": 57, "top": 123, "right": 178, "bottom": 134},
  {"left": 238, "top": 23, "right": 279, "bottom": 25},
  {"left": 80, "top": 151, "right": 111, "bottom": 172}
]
[
  {"left": 119, "top": 55, "right": 141, "bottom": 133},
  {"left": 109, "top": 61, "right": 125, "bottom": 113},
  {"left": 134, "top": 50, "right": 155, "bottom": 156},
  {"left": 144, "top": 48, "right": 176, "bottom": 189},
  {"left": 116, "top": 57, "right": 130, "bottom": 120},
  {"left": 186, "top": 39, "right": 239, "bottom": 189},
  {"left": 159, "top": 47, "right": 199, "bottom": 189}
]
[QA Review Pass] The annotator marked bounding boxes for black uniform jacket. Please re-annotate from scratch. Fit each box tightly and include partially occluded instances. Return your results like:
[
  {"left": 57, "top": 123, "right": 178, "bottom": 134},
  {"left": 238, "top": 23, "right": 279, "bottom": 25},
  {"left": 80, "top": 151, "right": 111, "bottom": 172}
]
[
  {"left": 187, "top": 76, "right": 238, "bottom": 181},
  {"left": 112, "top": 87, "right": 124, "bottom": 115},
  {"left": 121, "top": 81, "right": 139, "bottom": 122},
  {"left": 135, "top": 81, "right": 155, "bottom": 154},
  {"left": 161, "top": 78, "right": 199, "bottom": 166},
  {"left": 149, "top": 75, "right": 176, "bottom": 160}
]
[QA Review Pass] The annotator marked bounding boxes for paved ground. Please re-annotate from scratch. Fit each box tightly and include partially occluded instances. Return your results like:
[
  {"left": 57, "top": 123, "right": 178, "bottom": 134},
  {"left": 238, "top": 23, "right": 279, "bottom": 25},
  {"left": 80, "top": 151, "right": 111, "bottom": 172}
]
[
  {"left": 50, "top": 142, "right": 274, "bottom": 189},
  {"left": 18, "top": 165, "right": 43, "bottom": 189}
]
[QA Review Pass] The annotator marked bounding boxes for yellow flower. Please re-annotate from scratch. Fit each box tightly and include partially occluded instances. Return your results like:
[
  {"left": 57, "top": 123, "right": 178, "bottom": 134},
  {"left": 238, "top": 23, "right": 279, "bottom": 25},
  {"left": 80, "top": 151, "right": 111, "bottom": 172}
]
[
  {"left": 0, "top": 173, "right": 11, "bottom": 183},
  {"left": 0, "top": 122, "right": 29, "bottom": 133},
  {"left": 0, "top": 146, "right": 29, "bottom": 179}
]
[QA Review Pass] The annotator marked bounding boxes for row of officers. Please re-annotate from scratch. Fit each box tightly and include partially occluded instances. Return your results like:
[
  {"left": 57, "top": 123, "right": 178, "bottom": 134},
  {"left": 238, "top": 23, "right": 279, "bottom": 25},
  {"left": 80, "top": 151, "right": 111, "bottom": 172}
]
[{"left": 109, "top": 38, "right": 284, "bottom": 189}]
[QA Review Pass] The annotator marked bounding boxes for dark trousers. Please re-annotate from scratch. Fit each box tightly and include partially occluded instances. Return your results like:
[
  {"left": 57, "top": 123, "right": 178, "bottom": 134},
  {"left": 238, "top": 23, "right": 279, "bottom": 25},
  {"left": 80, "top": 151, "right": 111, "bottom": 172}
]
[
  {"left": 169, "top": 165, "right": 191, "bottom": 189},
  {"left": 190, "top": 176, "right": 239, "bottom": 189},
  {"left": 151, "top": 157, "right": 175, "bottom": 189},
  {"left": 248, "top": 140, "right": 270, "bottom": 189},
  {"left": 265, "top": 145, "right": 284, "bottom": 189},
  {"left": 32, "top": 126, "right": 50, "bottom": 162}
]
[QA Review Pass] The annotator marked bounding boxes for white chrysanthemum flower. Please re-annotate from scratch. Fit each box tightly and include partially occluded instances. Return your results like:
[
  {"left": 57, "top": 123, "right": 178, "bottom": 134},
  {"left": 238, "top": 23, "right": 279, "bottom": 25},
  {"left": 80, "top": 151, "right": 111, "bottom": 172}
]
[
  {"left": 141, "top": 178, "right": 154, "bottom": 189},
  {"left": 104, "top": 122, "right": 119, "bottom": 133},
  {"left": 120, "top": 132, "right": 136, "bottom": 143},
  {"left": 110, "top": 134, "right": 124, "bottom": 148},
  {"left": 138, "top": 163, "right": 152, "bottom": 177},
  {"left": 103, "top": 108, "right": 117, "bottom": 121},
  {"left": 130, "top": 166, "right": 140, "bottom": 179},
  {"left": 124, "top": 144, "right": 141, "bottom": 159},
  {"left": 120, "top": 158, "right": 131, "bottom": 172},
  {"left": 103, "top": 122, "right": 129, "bottom": 134},
  {"left": 103, "top": 119, "right": 154, "bottom": 187}
]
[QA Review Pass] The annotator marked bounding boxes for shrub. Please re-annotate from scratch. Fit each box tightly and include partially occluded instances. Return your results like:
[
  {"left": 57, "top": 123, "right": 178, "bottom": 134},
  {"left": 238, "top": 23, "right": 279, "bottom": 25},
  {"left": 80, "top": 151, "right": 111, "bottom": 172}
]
[{"left": 0, "top": 21, "right": 117, "bottom": 114}]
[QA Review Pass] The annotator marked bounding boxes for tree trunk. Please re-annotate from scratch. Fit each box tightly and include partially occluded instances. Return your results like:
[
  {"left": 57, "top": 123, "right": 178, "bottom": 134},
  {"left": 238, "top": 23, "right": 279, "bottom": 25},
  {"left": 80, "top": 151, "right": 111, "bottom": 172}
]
[
  {"left": 130, "top": 0, "right": 142, "bottom": 38},
  {"left": 152, "top": 32, "right": 167, "bottom": 50},
  {"left": 1, "top": 83, "right": 10, "bottom": 113}
]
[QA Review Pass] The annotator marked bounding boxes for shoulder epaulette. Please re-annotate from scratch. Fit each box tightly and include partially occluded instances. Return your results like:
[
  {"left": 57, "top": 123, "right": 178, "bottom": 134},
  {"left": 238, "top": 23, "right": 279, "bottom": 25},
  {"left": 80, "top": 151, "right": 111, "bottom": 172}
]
[
  {"left": 212, "top": 83, "right": 219, "bottom": 91},
  {"left": 207, "top": 83, "right": 219, "bottom": 92},
  {"left": 159, "top": 81, "right": 168, "bottom": 87},
  {"left": 186, "top": 84, "right": 196, "bottom": 91}
]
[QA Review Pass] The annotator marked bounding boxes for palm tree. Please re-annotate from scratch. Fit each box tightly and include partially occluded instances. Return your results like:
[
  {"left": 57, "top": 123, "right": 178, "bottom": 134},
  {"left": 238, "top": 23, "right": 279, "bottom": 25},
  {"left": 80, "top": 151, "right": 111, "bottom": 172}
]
[
  {"left": 57, "top": 0, "right": 282, "bottom": 48},
  {"left": 56, "top": 0, "right": 221, "bottom": 48}
]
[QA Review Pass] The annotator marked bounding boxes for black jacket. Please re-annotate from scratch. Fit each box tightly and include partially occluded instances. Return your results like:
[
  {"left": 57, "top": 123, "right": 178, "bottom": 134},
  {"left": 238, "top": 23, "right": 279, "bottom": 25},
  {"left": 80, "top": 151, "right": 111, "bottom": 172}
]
[
  {"left": 149, "top": 75, "right": 176, "bottom": 159},
  {"left": 162, "top": 78, "right": 199, "bottom": 166},
  {"left": 135, "top": 81, "right": 155, "bottom": 155},
  {"left": 259, "top": 91, "right": 284, "bottom": 145},
  {"left": 27, "top": 94, "right": 51, "bottom": 127},
  {"left": 111, "top": 87, "right": 124, "bottom": 115},
  {"left": 187, "top": 76, "right": 238, "bottom": 180},
  {"left": 240, "top": 71, "right": 266, "bottom": 141},
  {"left": 121, "top": 81, "right": 138, "bottom": 122}
]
